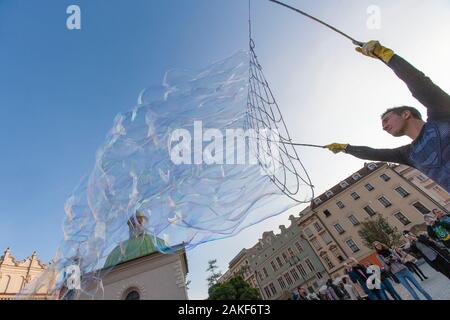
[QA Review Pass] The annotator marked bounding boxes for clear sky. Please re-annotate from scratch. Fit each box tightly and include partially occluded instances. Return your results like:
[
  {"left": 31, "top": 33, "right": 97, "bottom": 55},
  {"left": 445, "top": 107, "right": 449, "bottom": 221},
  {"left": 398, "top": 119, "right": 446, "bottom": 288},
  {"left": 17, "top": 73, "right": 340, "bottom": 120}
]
[{"left": 1, "top": 0, "right": 450, "bottom": 300}]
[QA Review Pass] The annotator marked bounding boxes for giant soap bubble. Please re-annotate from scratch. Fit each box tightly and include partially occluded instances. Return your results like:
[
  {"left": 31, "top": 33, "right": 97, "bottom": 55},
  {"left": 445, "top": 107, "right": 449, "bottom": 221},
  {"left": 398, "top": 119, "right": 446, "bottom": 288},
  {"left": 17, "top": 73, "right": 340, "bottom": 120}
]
[{"left": 20, "top": 50, "right": 314, "bottom": 299}]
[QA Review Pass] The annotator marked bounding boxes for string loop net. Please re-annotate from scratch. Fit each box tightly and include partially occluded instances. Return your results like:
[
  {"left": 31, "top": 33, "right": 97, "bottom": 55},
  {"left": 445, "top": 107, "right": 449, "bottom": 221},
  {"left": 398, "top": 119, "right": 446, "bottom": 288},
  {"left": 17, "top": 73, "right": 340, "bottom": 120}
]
[{"left": 245, "top": 36, "right": 314, "bottom": 203}]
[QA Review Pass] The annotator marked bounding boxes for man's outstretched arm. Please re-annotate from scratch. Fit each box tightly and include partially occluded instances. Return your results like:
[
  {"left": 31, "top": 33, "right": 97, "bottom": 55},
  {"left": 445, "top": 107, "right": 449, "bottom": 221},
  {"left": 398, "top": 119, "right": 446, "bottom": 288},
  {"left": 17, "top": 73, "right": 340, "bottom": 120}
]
[
  {"left": 388, "top": 55, "right": 450, "bottom": 121},
  {"left": 326, "top": 143, "right": 410, "bottom": 165},
  {"left": 357, "top": 41, "right": 450, "bottom": 121}
]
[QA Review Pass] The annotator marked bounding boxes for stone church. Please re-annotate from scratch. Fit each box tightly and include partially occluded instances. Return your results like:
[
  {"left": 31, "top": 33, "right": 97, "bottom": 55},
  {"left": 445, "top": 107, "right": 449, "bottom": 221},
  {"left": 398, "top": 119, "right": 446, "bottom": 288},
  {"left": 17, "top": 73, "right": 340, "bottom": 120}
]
[
  {"left": 67, "top": 211, "right": 189, "bottom": 300},
  {"left": 3, "top": 212, "right": 189, "bottom": 300}
]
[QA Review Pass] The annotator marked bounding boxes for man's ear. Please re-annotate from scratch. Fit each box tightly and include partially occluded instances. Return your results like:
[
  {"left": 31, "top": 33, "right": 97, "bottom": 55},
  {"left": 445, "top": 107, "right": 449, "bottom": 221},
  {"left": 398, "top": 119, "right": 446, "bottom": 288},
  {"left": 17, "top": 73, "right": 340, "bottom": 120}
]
[{"left": 402, "top": 111, "right": 412, "bottom": 120}]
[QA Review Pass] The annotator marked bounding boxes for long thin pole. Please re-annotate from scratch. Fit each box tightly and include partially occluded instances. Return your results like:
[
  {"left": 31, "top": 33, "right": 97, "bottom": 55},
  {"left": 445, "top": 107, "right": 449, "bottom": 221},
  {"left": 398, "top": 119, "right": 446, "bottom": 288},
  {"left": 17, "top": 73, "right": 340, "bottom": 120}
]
[
  {"left": 268, "top": 0, "right": 364, "bottom": 47},
  {"left": 287, "top": 142, "right": 326, "bottom": 149}
]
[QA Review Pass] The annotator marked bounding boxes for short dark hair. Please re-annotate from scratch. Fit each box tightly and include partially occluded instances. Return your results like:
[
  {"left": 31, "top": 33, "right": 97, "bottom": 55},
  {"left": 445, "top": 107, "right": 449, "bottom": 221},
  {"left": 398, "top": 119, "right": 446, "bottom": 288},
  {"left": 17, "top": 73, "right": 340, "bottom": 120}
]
[{"left": 381, "top": 106, "right": 422, "bottom": 120}]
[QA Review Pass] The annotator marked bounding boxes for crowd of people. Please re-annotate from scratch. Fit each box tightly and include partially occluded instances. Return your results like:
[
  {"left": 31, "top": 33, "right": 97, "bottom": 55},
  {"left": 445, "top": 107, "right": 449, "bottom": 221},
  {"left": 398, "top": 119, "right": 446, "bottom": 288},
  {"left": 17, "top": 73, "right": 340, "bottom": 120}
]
[{"left": 291, "top": 209, "right": 450, "bottom": 301}]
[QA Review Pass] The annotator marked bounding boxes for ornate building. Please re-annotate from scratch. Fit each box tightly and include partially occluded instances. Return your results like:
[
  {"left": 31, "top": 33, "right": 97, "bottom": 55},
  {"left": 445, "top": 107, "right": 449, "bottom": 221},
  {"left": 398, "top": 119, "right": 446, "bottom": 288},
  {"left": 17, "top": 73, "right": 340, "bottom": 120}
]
[{"left": 0, "top": 248, "right": 54, "bottom": 300}]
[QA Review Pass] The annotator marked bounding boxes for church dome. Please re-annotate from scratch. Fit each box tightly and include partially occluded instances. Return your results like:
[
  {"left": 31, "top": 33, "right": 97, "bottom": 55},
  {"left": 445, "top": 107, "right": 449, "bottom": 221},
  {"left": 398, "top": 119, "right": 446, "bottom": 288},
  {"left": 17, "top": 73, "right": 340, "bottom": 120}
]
[
  {"left": 104, "top": 233, "right": 167, "bottom": 269},
  {"left": 103, "top": 211, "right": 168, "bottom": 269}
]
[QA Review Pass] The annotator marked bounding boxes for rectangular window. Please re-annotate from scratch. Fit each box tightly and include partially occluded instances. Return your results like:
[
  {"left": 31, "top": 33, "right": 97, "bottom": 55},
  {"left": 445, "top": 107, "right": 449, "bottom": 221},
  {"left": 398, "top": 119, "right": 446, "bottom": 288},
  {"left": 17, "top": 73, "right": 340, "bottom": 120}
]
[
  {"left": 282, "top": 253, "right": 289, "bottom": 264},
  {"left": 269, "top": 283, "right": 277, "bottom": 295},
  {"left": 413, "top": 202, "right": 431, "bottom": 215},
  {"left": 264, "top": 286, "right": 271, "bottom": 298},
  {"left": 290, "top": 268, "right": 300, "bottom": 282},
  {"left": 346, "top": 239, "right": 360, "bottom": 253},
  {"left": 394, "top": 212, "right": 412, "bottom": 226},
  {"left": 334, "top": 223, "right": 345, "bottom": 235},
  {"left": 287, "top": 247, "right": 295, "bottom": 257},
  {"left": 364, "top": 205, "right": 376, "bottom": 217},
  {"left": 348, "top": 215, "right": 360, "bottom": 226},
  {"left": 263, "top": 267, "right": 269, "bottom": 278},
  {"left": 284, "top": 272, "right": 293, "bottom": 286},
  {"left": 277, "top": 277, "right": 286, "bottom": 289},
  {"left": 395, "top": 186, "right": 410, "bottom": 198},
  {"left": 304, "top": 227, "right": 313, "bottom": 237},
  {"left": 380, "top": 174, "right": 391, "bottom": 182},
  {"left": 351, "top": 192, "right": 360, "bottom": 200},
  {"left": 313, "top": 222, "right": 323, "bottom": 232},
  {"left": 336, "top": 201, "right": 345, "bottom": 209},
  {"left": 417, "top": 175, "right": 428, "bottom": 182},
  {"left": 322, "top": 254, "right": 335, "bottom": 269},
  {"left": 296, "top": 263, "right": 307, "bottom": 278},
  {"left": 305, "top": 258, "right": 316, "bottom": 272},
  {"left": 340, "top": 181, "right": 349, "bottom": 188},
  {"left": 295, "top": 241, "right": 304, "bottom": 253},
  {"left": 276, "top": 257, "right": 283, "bottom": 268},
  {"left": 323, "top": 209, "right": 331, "bottom": 218},
  {"left": 271, "top": 261, "right": 278, "bottom": 272},
  {"left": 321, "top": 232, "right": 333, "bottom": 244},
  {"left": 311, "top": 238, "right": 322, "bottom": 250},
  {"left": 365, "top": 183, "right": 375, "bottom": 191},
  {"left": 378, "top": 196, "right": 392, "bottom": 208},
  {"left": 331, "top": 247, "right": 345, "bottom": 263}
]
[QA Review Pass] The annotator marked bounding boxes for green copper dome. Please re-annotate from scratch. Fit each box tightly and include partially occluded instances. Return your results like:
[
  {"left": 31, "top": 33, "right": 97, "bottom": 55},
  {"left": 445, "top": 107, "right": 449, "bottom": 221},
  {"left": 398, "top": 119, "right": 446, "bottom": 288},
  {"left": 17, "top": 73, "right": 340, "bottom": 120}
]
[{"left": 104, "top": 234, "right": 167, "bottom": 269}]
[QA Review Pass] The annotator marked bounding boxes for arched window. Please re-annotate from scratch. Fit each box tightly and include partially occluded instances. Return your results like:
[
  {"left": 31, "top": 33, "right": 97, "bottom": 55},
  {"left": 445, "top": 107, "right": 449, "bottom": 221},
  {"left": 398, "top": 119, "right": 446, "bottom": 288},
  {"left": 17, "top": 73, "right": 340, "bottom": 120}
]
[{"left": 124, "top": 289, "right": 140, "bottom": 300}]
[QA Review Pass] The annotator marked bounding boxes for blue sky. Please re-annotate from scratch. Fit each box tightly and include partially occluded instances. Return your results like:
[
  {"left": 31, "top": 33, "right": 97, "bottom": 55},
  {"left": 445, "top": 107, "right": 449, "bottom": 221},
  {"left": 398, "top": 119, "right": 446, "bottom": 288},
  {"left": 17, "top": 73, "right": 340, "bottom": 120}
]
[{"left": 1, "top": 0, "right": 450, "bottom": 299}]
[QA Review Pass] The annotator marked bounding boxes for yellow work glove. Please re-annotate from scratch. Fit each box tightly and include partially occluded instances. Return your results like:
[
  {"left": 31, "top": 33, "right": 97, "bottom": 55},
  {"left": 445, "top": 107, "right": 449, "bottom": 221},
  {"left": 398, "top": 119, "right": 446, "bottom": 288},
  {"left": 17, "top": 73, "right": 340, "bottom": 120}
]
[
  {"left": 325, "top": 143, "right": 349, "bottom": 154},
  {"left": 355, "top": 40, "right": 395, "bottom": 64}
]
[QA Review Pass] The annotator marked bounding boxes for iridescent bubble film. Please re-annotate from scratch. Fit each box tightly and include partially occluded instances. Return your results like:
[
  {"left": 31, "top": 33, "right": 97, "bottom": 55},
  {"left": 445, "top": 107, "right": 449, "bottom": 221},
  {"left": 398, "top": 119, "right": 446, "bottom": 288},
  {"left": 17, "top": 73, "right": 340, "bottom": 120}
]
[{"left": 20, "top": 51, "right": 313, "bottom": 299}]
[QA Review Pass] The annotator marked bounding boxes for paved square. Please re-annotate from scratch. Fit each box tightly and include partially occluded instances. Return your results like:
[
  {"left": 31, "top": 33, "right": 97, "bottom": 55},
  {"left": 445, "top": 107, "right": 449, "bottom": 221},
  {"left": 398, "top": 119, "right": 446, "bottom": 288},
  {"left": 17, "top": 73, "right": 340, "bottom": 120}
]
[{"left": 389, "top": 262, "right": 450, "bottom": 300}]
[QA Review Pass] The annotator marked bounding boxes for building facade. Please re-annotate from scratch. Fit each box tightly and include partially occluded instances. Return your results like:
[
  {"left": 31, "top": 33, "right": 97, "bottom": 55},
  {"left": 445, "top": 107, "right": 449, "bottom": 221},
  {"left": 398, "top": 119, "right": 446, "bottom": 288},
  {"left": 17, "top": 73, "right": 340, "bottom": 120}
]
[
  {"left": 303, "top": 162, "right": 448, "bottom": 278},
  {"left": 218, "top": 247, "right": 258, "bottom": 289},
  {"left": 394, "top": 164, "right": 450, "bottom": 211},
  {"left": 0, "top": 248, "right": 54, "bottom": 300},
  {"left": 222, "top": 215, "right": 328, "bottom": 300},
  {"left": 297, "top": 208, "right": 349, "bottom": 277}
]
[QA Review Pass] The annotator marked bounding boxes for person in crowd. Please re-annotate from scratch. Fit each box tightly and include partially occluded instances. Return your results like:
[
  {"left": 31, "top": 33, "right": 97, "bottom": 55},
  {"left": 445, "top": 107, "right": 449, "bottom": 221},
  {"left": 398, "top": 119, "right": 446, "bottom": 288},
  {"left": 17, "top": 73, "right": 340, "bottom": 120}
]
[
  {"left": 325, "top": 279, "right": 340, "bottom": 300},
  {"left": 403, "top": 231, "right": 450, "bottom": 280},
  {"left": 374, "top": 241, "right": 432, "bottom": 300},
  {"left": 432, "top": 209, "right": 448, "bottom": 221},
  {"left": 297, "top": 287, "right": 309, "bottom": 300},
  {"left": 306, "top": 288, "right": 320, "bottom": 301},
  {"left": 363, "top": 259, "right": 400, "bottom": 300},
  {"left": 292, "top": 289, "right": 300, "bottom": 300},
  {"left": 342, "top": 276, "right": 360, "bottom": 300},
  {"left": 424, "top": 213, "right": 450, "bottom": 249},
  {"left": 344, "top": 258, "right": 387, "bottom": 300},
  {"left": 392, "top": 245, "right": 428, "bottom": 281}
]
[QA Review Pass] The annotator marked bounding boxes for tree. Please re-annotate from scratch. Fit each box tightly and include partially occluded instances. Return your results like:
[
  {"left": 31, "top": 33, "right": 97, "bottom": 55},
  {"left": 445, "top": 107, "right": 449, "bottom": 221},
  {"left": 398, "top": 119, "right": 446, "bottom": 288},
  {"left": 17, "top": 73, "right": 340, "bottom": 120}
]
[
  {"left": 206, "top": 259, "right": 222, "bottom": 288},
  {"left": 358, "top": 215, "right": 403, "bottom": 249},
  {"left": 208, "top": 275, "right": 261, "bottom": 300}
]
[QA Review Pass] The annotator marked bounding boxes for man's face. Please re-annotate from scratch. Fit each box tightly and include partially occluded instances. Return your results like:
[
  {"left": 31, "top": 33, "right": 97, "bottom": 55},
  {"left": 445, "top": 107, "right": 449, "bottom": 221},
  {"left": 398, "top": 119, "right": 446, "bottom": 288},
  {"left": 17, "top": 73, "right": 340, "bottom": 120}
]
[
  {"left": 381, "top": 111, "right": 408, "bottom": 137},
  {"left": 424, "top": 216, "right": 436, "bottom": 225}
]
